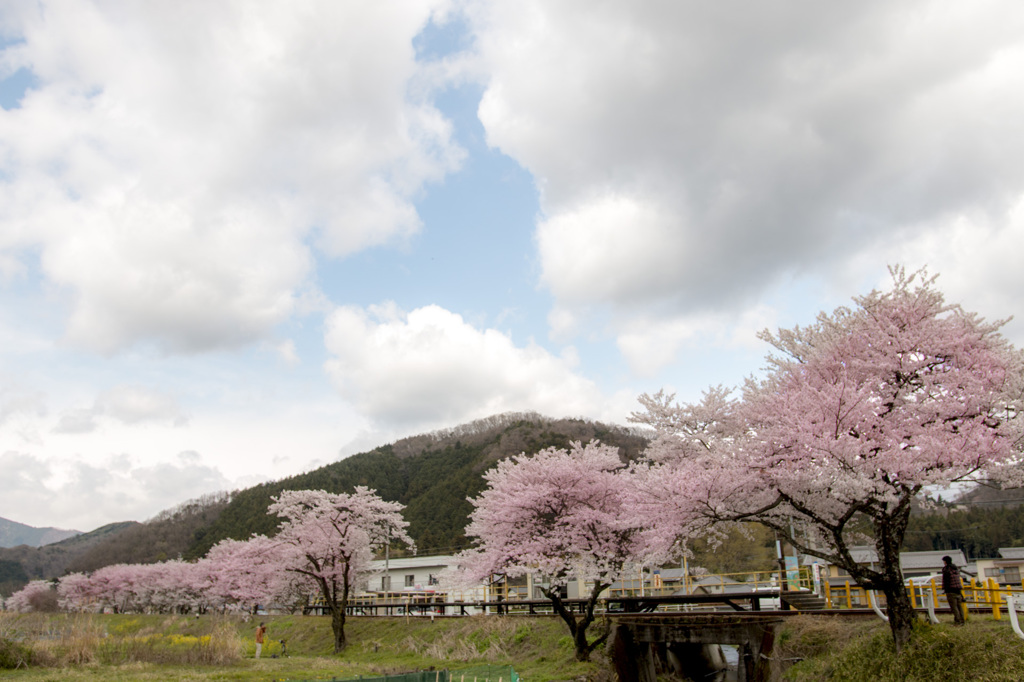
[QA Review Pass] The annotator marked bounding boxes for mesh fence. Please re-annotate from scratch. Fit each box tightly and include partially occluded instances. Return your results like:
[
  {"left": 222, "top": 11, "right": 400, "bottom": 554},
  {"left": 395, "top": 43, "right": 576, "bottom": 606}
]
[
  {"left": 449, "top": 665, "right": 519, "bottom": 682},
  {"left": 281, "top": 665, "right": 518, "bottom": 682}
]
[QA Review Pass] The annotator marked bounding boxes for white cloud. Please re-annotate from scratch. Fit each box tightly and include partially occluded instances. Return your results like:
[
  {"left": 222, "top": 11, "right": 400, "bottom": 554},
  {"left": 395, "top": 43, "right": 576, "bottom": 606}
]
[
  {"left": 272, "top": 339, "right": 301, "bottom": 367},
  {"left": 324, "top": 302, "right": 609, "bottom": 432},
  {"left": 95, "top": 384, "right": 188, "bottom": 426},
  {"left": 537, "top": 192, "right": 689, "bottom": 307},
  {"left": 52, "top": 384, "right": 187, "bottom": 434},
  {"left": 0, "top": 384, "right": 46, "bottom": 427},
  {"left": 466, "top": 0, "right": 1024, "bottom": 336},
  {"left": 0, "top": 449, "right": 231, "bottom": 531},
  {"left": 52, "top": 408, "right": 98, "bottom": 435},
  {"left": 847, "top": 194, "right": 1024, "bottom": 344},
  {"left": 0, "top": 0, "right": 461, "bottom": 354},
  {"left": 616, "top": 303, "right": 779, "bottom": 378},
  {"left": 0, "top": 387, "right": 368, "bottom": 530},
  {"left": 0, "top": 379, "right": 48, "bottom": 444}
]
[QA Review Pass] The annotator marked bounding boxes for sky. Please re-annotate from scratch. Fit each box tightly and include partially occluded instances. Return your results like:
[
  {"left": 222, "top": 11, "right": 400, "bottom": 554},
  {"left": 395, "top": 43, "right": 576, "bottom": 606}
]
[{"left": 1, "top": 0, "right": 1023, "bottom": 533}]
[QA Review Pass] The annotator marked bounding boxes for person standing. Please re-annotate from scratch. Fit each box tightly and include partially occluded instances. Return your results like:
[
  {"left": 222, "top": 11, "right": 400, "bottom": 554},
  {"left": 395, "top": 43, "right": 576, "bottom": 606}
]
[
  {"left": 255, "top": 622, "right": 267, "bottom": 658},
  {"left": 941, "top": 556, "right": 966, "bottom": 626}
]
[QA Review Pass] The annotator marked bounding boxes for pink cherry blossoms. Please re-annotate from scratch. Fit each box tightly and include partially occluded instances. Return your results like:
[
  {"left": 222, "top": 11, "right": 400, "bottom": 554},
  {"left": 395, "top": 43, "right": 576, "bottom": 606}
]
[
  {"left": 631, "top": 268, "right": 1024, "bottom": 649},
  {"left": 18, "top": 486, "right": 410, "bottom": 659},
  {"left": 269, "top": 487, "right": 412, "bottom": 653},
  {"left": 458, "top": 440, "right": 665, "bottom": 661}
]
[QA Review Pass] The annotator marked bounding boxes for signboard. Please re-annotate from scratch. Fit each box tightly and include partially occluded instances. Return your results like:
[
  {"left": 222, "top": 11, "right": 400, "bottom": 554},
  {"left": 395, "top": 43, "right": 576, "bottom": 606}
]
[{"left": 785, "top": 556, "right": 800, "bottom": 590}]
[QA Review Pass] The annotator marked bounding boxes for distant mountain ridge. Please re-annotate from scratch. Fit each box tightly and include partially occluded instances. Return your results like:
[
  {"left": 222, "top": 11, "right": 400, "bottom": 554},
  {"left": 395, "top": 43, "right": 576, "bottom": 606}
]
[
  {"left": 0, "top": 521, "right": 136, "bottom": 597},
  {"left": 0, "top": 413, "right": 648, "bottom": 596},
  {"left": 0, "top": 516, "right": 80, "bottom": 548}
]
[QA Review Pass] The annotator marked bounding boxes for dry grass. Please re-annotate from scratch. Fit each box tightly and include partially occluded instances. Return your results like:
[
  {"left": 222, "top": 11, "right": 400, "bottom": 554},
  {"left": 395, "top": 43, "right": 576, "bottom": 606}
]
[
  {"left": 1, "top": 612, "right": 605, "bottom": 681},
  {"left": 0, "top": 612, "right": 244, "bottom": 668},
  {"left": 776, "top": 614, "right": 885, "bottom": 665}
]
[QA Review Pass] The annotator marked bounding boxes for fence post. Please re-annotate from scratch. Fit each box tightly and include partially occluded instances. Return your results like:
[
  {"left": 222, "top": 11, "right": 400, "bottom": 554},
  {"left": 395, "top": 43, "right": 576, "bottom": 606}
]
[
  {"left": 867, "top": 590, "right": 888, "bottom": 622},
  {"left": 844, "top": 580, "right": 852, "bottom": 610},
  {"left": 1006, "top": 595, "right": 1024, "bottom": 640},
  {"left": 824, "top": 579, "right": 832, "bottom": 608},
  {"left": 989, "top": 578, "right": 1002, "bottom": 620},
  {"left": 923, "top": 592, "right": 939, "bottom": 624}
]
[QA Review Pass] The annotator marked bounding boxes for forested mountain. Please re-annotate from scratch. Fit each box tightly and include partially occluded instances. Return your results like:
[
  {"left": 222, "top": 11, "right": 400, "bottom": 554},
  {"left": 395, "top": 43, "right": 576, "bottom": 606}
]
[
  {"left": 903, "top": 500, "right": 1024, "bottom": 559},
  {"left": 0, "top": 521, "right": 136, "bottom": 596},
  {"left": 66, "top": 493, "right": 231, "bottom": 573},
  {"left": 185, "top": 413, "right": 649, "bottom": 558},
  {"left": 0, "top": 517, "right": 80, "bottom": 548},
  {"left": 0, "top": 494, "right": 230, "bottom": 597}
]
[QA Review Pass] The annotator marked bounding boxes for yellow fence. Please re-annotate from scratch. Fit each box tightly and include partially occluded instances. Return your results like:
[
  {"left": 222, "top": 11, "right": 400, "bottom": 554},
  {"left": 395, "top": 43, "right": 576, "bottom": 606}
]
[{"left": 825, "top": 577, "right": 1024, "bottom": 619}]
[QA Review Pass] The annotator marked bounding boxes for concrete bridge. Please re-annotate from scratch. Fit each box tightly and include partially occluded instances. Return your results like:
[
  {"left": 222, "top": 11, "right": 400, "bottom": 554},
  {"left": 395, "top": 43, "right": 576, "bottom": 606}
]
[{"left": 610, "top": 613, "right": 785, "bottom": 682}]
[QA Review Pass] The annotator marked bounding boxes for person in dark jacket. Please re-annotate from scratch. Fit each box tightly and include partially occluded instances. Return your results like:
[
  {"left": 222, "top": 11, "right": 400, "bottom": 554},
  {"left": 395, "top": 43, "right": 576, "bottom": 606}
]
[{"left": 941, "top": 556, "right": 966, "bottom": 625}]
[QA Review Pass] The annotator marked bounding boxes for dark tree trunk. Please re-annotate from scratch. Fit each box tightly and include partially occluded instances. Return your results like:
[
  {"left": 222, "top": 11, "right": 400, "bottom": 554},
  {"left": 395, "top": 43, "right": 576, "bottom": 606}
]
[
  {"left": 314, "top": 574, "right": 349, "bottom": 654},
  {"left": 330, "top": 604, "right": 347, "bottom": 653},
  {"left": 760, "top": 490, "right": 920, "bottom": 653},
  {"left": 881, "top": 579, "right": 916, "bottom": 652},
  {"left": 874, "top": 503, "right": 916, "bottom": 652},
  {"left": 544, "top": 582, "right": 610, "bottom": 661}
]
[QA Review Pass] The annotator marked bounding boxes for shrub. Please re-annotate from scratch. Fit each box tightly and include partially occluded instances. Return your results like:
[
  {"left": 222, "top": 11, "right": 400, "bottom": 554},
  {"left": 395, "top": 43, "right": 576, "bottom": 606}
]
[{"left": 0, "top": 636, "right": 33, "bottom": 669}]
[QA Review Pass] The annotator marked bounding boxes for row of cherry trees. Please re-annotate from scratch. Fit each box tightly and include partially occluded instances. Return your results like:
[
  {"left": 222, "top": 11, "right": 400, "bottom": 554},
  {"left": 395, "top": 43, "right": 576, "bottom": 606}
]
[
  {"left": 5, "top": 486, "right": 410, "bottom": 654},
  {"left": 5, "top": 547, "right": 295, "bottom": 615}
]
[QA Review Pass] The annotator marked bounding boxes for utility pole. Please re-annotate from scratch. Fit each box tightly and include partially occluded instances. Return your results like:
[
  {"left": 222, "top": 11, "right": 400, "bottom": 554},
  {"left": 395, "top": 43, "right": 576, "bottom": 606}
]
[{"left": 776, "top": 532, "right": 789, "bottom": 610}]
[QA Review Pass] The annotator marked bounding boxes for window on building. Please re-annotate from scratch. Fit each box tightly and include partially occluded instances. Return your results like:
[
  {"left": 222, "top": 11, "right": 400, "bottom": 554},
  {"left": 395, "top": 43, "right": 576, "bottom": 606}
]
[
  {"left": 985, "top": 567, "right": 1022, "bottom": 583},
  {"left": 428, "top": 574, "right": 439, "bottom": 586},
  {"left": 405, "top": 574, "right": 416, "bottom": 588}
]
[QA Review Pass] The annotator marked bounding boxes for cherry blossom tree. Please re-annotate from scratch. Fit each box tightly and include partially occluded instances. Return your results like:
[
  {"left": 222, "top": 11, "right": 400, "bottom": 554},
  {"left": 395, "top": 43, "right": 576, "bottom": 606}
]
[
  {"left": 633, "top": 268, "right": 1023, "bottom": 650},
  {"left": 57, "top": 572, "right": 96, "bottom": 612},
  {"left": 457, "top": 441, "right": 664, "bottom": 661},
  {"left": 204, "top": 535, "right": 307, "bottom": 613},
  {"left": 628, "top": 385, "right": 745, "bottom": 555},
  {"left": 6, "top": 580, "right": 58, "bottom": 612},
  {"left": 269, "top": 487, "right": 412, "bottom": 653},
  {"left": 86, "top": 563, "right": 141, "bottom": 613},
  {"left": 147, "top": 560, "right": 209, "bottom": 613}
]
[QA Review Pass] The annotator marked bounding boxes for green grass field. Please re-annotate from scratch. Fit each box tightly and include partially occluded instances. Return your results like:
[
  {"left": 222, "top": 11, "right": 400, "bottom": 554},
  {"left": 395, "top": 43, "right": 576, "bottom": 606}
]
[
  {"left": 4, "top": 610, "right": 1024, "bottom": 681},
  {"left": 0, "top": 612, "right": 605, "bottom": 681}
]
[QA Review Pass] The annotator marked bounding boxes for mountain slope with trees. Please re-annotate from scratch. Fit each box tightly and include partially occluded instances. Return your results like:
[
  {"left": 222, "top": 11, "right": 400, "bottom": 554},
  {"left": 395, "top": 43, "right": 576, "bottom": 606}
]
[
  {"left": 66, "top": 493, "right": 232, "bottom": 573},
  {"left": 185, "top": 413, "right": 649, "bottom": 559},
  {"left": 0, "top": 522, "right": 136, "bottom": 597}
]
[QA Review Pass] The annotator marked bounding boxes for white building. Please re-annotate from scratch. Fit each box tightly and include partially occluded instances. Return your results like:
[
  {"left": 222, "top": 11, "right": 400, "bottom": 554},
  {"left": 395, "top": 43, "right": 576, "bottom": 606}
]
[
  {"left": 974, "top": 548, "right": 1024, "bottom": 586},
  {"left": 351, "top": 554, "right": 490, "bottom": 614}
]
